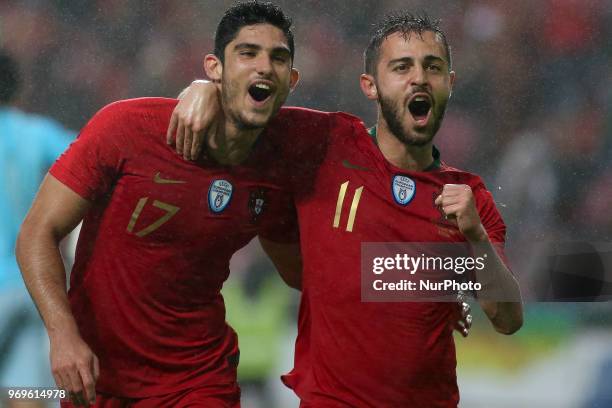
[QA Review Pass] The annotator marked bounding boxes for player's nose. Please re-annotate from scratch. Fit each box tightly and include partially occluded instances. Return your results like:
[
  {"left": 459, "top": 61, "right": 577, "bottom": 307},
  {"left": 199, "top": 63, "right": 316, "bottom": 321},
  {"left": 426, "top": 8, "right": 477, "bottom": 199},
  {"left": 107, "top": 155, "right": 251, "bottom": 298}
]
[
  {"left": 411, "top": 65, "right": 428, "bottom": 87},
  {"left": 254, "top": 55, "right": 273, "bottom": 76}
]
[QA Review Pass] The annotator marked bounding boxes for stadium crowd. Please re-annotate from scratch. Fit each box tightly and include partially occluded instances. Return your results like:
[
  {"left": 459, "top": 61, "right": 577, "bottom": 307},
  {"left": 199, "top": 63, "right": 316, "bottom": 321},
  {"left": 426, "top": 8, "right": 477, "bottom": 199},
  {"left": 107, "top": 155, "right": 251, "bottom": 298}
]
[{"left": 2, "top": 0, "right": 610, "bottom": 243}]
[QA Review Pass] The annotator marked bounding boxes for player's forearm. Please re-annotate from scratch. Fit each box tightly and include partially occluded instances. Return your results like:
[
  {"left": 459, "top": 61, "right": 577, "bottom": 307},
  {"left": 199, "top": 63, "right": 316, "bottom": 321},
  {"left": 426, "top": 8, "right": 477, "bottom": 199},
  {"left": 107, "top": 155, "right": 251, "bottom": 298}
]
[
  {"left": 177, "top": 79, "right": 212, "bottom": 99},
  {"left": 468, "top": 232, "right": 523, "bottom": 334},
  {"left": 276, "top": 267, "right": 302, "bottom": 291},
  {"left": 259, "top": 237, "right": 303, "bottom": 291},
  {"left": 478, "top": 300, "right": 522, "bottom": 335},
  {"left": 16, "top": 223, "right": 79, "bottom": 337}
]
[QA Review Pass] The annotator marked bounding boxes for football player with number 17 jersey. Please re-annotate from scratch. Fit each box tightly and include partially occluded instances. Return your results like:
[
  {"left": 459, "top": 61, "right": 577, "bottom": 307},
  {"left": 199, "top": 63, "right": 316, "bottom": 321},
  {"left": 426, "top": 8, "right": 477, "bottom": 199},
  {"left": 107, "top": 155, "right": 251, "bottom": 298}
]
[{"left": 16, "top": 4, "right": 320, "bottom": 407}]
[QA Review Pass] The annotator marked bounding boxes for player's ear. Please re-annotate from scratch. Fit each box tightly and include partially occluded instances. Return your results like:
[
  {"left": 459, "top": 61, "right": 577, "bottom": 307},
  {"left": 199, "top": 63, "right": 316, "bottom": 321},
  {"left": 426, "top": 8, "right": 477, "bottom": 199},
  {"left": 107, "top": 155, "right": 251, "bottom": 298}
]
[
  {"left": 449, "top": 70, "right": 456, "bottom": 98},
  {"left": 360, "top": 73, "right": 378, "bottom": 100},
  {"left": 204, "top": 54, "right": 222, "bottom": 83},
  {"left": 289, "top": 68, "right": 300, "bottom": 92}
]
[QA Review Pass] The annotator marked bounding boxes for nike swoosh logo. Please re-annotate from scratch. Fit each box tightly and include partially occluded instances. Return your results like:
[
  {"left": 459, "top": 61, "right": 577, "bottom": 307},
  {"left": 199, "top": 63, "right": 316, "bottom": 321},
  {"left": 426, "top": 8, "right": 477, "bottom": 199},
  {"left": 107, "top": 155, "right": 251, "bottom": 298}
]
[
  {"left": 342, "top": 159, "right": 371, "bottom": 172},
  {"left": 153, "top": 172, "right": 186, "bottom": 184}
]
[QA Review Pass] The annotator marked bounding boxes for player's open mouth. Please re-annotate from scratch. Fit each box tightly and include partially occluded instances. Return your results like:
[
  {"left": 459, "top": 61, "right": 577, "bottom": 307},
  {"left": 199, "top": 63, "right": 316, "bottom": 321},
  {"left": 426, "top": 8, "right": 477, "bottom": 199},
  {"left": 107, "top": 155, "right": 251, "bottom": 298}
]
[
  {"left": 248, "top": 82, "right": 274, "bottom": 106},
  {"left": 408, "top": 94, "right": 432, "bottom": 127}
]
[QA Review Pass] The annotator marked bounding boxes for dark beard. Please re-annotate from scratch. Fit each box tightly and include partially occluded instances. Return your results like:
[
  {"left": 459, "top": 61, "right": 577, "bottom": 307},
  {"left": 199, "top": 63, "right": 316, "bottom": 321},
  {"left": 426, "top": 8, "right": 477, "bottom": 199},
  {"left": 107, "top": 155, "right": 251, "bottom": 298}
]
[{"left": 377, "top": 92, "right": 447, "bottom": 147}]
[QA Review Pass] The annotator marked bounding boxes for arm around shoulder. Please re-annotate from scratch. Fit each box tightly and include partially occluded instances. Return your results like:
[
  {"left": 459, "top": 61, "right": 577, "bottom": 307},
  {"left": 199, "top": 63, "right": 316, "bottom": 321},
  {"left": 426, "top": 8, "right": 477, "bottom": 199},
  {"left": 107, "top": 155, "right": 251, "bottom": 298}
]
[{"left": 259, "top": 236, "right": 302, "bottom": 291}]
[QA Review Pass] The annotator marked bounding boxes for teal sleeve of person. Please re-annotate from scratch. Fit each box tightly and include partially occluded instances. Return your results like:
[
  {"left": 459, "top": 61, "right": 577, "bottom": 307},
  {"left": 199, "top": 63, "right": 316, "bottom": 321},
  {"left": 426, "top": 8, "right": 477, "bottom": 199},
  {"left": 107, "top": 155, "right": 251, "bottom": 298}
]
[{"left": 0, "top": 108, "right": 75, "bottom": 287}]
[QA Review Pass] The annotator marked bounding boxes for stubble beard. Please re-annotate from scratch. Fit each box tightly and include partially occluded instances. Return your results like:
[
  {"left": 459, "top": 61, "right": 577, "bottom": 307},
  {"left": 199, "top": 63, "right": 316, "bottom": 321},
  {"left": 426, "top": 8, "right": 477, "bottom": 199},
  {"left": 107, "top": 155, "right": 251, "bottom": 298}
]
[
  {"left": 220, "top": 73, "right": 291, "bottom": 132},
  {"left": 221, "top": 75, "right": 267, "bottom": 131}
]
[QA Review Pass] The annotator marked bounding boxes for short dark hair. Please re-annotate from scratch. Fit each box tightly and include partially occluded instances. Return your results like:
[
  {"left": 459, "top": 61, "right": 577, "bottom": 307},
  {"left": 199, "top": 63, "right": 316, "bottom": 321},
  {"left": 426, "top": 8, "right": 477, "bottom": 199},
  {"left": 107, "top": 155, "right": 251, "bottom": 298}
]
[
  {"left": 214, "top": 1, "right": 295, "bottom": 63},
  {"left": 0, "top": 50, "right": 20, "bottom": 104},
  {"left": 364, "top": 12, "right": 452, "bottom": 75}
]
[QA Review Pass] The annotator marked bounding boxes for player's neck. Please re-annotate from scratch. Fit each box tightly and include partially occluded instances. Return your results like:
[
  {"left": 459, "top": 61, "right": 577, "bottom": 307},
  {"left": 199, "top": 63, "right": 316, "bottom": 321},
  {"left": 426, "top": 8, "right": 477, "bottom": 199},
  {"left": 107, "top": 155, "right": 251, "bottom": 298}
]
[
  {"left": 207, "top": 121, "right": 263, "bottom": 165},
  {"left": 376, "top": 122, "right": 434, "bottom": 172}
]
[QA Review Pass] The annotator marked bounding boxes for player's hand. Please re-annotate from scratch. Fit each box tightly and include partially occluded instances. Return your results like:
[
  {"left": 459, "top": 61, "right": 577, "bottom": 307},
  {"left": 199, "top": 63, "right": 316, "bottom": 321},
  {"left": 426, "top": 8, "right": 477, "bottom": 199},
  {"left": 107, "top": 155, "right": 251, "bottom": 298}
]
[
  {"left": 435, "top": 184, "right": 487, "bottom": 242},
  {"left": 50, "top": 330, "right": 99, "bottom": 407},
  {"left": 166, "top": 79, "right": 222, "bottom": 161},
  {"left": 453, "top": 301, "right": 472, "bottom": 337}
]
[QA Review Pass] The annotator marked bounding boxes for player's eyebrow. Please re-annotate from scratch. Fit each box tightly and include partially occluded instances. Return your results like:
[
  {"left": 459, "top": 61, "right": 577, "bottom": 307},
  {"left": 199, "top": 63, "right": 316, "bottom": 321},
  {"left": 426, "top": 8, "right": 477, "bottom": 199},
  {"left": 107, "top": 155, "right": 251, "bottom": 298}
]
[
  {"left": 388, "top": 56, "right": 414, "bottom": 67},
  {"left": 423, "top": 55, "right": 447, "bottom": 65},
  {"left": 388, "top": 55, "right": 447, "bottom": 66},
  {"left": 234, "top": 42, "right": 291, "bottom": 56},
  {"left": 270, "top": 47, "right": 291, "bottom": 59},
  {"left": 234, "top": 42, "right": 261, "bottom": 51}
]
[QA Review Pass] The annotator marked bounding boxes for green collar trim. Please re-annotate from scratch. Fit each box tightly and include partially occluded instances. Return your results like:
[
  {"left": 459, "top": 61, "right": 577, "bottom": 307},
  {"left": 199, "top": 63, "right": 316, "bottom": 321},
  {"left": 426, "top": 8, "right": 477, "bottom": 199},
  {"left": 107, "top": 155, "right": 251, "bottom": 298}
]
[{"left": 367, "top": 126, "right": 441, "bottom": 171}]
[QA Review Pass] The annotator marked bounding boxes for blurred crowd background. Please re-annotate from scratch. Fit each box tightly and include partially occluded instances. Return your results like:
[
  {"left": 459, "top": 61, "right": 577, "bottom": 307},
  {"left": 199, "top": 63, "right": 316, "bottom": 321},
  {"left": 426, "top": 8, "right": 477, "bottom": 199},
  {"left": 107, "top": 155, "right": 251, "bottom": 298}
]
[{"left": 1, "top": 0, "right": 611, "bottom": 407}]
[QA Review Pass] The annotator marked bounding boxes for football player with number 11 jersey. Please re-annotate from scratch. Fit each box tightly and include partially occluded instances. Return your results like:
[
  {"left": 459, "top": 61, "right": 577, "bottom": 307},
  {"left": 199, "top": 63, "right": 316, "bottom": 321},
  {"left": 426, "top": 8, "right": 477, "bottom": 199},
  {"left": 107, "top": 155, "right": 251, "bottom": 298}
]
[{"left": 172, "top": 11, "right": 523, "bottom": 408}]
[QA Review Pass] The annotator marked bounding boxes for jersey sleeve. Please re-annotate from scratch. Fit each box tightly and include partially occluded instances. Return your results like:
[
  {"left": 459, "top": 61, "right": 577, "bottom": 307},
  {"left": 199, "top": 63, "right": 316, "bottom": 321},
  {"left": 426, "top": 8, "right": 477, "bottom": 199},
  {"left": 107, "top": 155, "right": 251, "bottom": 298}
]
[
  {"left": 473, "top": 181, "right": 509, "bottom": 265},
  {"left": 49, "top": 102, "right": 129, "bottom": 201},
  {"left": 273, "top": 108, "right": 334, "bottom": 193},
  {"left": 258, "top": 194, "right": 299, "bottom": 244}
]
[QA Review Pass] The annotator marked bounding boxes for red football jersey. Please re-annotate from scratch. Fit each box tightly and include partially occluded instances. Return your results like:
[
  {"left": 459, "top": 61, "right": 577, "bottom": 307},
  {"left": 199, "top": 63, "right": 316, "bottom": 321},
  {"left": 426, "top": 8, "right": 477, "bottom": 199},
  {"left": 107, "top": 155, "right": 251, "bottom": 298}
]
[
  {"left": 49, "top": 98, "right": 302, "bottom": 397},
  {"left": 279, "top": 110, "right": 507, "bottom": 407}
]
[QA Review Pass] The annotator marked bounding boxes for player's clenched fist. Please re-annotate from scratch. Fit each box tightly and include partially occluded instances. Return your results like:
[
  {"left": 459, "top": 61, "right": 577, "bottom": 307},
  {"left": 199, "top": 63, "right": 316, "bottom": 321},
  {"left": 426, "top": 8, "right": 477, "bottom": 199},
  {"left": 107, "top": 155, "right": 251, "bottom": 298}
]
[{"left": 434, "top": 184, "right": 487, "bottom": 242}]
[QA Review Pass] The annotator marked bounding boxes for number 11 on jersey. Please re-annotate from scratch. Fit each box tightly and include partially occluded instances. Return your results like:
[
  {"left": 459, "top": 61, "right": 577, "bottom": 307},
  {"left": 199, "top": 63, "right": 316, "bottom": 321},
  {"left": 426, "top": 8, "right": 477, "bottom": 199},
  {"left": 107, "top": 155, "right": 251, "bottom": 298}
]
[{"left": 333, "top": 181, "right": 363, "bottom": 232}]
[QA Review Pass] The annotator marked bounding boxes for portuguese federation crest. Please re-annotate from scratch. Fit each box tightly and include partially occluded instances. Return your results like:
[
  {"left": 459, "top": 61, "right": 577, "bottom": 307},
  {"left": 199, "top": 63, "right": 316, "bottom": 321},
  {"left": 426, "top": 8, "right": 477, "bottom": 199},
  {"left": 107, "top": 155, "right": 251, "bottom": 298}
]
[
  {"left": 208, "top": 179, "right": 233, "bottom": 213},
  {"left": 392, "top": 175, "right": 416, "bottom": 206},
  {"left": 249, "top": 188, "right": 267, "bottom": 222}
]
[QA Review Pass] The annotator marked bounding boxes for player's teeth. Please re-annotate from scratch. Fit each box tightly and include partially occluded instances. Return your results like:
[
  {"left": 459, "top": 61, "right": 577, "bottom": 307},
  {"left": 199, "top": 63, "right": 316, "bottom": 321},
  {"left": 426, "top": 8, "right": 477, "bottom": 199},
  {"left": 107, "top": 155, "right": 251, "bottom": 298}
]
[
  {"left": 415, "top": 96, "right": 426, "bottom": 102},
  {"left": 255, "top": 84, "right": 270, "bottom": 90}
]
